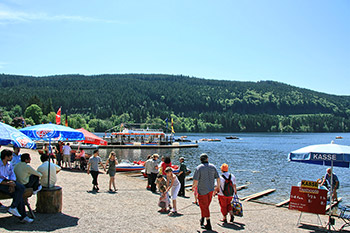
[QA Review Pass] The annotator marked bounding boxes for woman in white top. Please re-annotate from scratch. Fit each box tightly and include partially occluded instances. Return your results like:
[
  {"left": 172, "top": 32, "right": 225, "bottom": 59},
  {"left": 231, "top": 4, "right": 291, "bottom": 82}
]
[{"left": 165, "top": 166, "right": 181, "bottom": 216}]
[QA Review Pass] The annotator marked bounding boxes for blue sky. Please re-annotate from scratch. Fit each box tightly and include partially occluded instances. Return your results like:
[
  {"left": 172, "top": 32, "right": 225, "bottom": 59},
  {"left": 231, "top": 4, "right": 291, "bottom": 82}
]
[{"left": 0, "top": 0, "right": 349, "bottom": 95}]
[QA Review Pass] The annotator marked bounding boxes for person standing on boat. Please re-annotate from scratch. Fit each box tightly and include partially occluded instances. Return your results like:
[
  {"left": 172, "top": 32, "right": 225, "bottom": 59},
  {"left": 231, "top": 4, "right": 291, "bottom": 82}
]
[
  {"left": 192, "top": 153, "right": 220, "bottom": 231},
  {"left": 177, "top": 157, "right": 187, "bottom": 197},
  {"left": 105, "top": 151, "right": 118, "bottom": 192},
  {"left": 149, "top": 154, "right": 159, "bottom": 193},
  {"left": 87, "top": 149, "right": 106, "bottom": 192}
]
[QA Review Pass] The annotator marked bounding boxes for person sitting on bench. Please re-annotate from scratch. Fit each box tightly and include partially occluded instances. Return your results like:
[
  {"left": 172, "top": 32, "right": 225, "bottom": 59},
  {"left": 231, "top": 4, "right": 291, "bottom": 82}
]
[
  {"left": 14, "top": 153, "right": 43, "bottom": 195},
  {"left": 0, "top": 149, "right": 33, "bottom": 223}
]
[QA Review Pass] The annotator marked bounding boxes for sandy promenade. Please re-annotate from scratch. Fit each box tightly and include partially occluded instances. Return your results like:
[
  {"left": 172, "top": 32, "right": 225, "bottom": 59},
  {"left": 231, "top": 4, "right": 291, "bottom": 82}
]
[{"left": 0, "top": 147, "right": 347, "bottom": 232}]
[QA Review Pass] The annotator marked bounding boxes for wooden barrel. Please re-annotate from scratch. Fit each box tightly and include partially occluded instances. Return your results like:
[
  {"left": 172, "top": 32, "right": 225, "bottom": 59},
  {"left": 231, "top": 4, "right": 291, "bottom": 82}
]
[{"left": 36, "top": 186, "right": 62, "bottom": 213}]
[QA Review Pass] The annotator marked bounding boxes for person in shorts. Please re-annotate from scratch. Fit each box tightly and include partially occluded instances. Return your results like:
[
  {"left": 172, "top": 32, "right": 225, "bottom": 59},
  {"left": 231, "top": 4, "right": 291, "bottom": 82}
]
[{"left": 62, "top": 143, "right": 72, "bottom": 169}]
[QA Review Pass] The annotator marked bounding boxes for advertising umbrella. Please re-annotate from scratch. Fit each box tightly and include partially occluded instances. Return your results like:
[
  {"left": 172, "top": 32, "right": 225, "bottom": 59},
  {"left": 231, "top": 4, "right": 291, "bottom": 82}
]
[
  {"left": 76, "top": 128, "right": 107, "bottom": 146},
  {"left": 288, "top": 141, "right": 350, "bottom": 229},
  {"left": 0, "top": 122, "right": 36, "bottom": 149},
  {"left": 20, "top": 123, "right": 84, "bottom": 187}
]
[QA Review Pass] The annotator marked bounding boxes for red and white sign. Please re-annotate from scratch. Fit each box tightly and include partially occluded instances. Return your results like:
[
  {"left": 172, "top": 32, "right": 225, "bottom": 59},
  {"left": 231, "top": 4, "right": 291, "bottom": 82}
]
[{"left": 289, "top": 186, "right": 327, "bottom": 215}]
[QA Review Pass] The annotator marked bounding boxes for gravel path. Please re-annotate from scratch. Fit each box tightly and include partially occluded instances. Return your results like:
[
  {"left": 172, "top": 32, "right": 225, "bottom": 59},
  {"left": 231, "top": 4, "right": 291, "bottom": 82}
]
[{"left": 0, "top": 147, "right": 345, "bottom": 232}]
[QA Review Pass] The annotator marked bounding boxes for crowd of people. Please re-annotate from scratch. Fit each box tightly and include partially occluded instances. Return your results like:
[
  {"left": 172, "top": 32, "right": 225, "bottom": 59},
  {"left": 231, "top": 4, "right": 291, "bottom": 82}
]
[
  {"left": 0, "top": 144, "right": 341, "bottom": 231},
  {"left": 0, "top": 146, "right": 61, "bottom": 223}
]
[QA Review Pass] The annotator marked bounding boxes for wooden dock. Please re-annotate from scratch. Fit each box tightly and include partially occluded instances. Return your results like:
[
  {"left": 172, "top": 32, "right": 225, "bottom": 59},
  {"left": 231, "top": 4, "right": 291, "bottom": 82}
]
[
  {"left": 276, "top": 199, "right": 290, "bottom": 207},
  {"left": 241, "top": 189, "right": 276, "bottom": 201},
  {"left": 237, "top": 184, "right": 249, "bottom": 191},
  {"left": 326, "top": 197, "right": 342, "bottom": 211}
]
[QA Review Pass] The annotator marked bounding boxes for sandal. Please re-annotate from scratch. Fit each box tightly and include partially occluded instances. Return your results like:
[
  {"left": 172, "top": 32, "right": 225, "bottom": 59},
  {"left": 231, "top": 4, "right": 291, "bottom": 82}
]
[
  {"left": 168, "top": 211, "right": 177, "bottom": 216},
  {"left": 220, "top": 219, "right": 227, "bottom": 223}
]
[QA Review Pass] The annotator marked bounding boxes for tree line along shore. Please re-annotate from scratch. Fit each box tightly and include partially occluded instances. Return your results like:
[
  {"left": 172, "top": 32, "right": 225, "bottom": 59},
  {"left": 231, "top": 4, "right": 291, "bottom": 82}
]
[{"left": 1, "top": 73, "right": 350, "bottom": 133}]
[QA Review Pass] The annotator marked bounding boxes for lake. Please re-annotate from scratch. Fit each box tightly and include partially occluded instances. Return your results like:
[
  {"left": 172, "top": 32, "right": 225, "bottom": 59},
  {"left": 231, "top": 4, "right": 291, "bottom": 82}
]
[{"left": 96, "top": 132, "right": 350, "bottom": 205}]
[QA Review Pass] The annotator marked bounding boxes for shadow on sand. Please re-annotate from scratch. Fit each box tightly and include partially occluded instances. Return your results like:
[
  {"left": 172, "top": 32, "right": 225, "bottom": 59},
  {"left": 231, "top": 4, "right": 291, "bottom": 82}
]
[
  {"left": 1, "top": 212, "right": 79, "bottom": 232},
  {"left": 298, "top": 223, "right": 350, "bottom": 233},
  {"left": 217, "top": 221, "right": 245, "bottom": 231}
]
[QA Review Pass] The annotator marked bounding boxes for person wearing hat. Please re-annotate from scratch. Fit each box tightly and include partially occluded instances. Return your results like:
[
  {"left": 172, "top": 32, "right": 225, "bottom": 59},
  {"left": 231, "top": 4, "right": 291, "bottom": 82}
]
[
  {"left": 215, "top": 163, "right": 237, "bottom": 224},
  {"left": 192, "top": 153, "right": 220, "bottom": 231},
  {"left": 177, "top": 157, "right": 188, "bottom": 197}
]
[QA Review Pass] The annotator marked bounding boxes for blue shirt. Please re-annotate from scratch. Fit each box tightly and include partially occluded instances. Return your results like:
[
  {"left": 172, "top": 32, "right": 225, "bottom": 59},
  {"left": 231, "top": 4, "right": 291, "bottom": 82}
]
[
  {"left": 0, "top": 160, "right": 16, "bottom": 183},
  {"left": 11, "top": 153, "right": 21, "bottom": 167}
]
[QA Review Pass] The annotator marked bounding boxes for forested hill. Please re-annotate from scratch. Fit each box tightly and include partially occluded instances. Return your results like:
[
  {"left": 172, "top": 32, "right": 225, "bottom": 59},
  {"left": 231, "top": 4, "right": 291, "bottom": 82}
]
[{"left": 1, "top": 73, "right": 350, "bottom": 132}]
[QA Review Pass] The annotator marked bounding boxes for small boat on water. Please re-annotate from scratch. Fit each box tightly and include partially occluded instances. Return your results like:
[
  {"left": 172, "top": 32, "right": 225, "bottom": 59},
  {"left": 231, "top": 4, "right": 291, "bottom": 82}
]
[
  {"left": 116, "top": 160, "right": 144, "bottom": 172},
  {"left": 336, "top": 136, "right": 343, "bottom": 139},
  {"left": 226, "top": 136, "right": 239, "bottom": 140},
  {"left": 200, "top": 138, "right": 221, "bottom": 142}
]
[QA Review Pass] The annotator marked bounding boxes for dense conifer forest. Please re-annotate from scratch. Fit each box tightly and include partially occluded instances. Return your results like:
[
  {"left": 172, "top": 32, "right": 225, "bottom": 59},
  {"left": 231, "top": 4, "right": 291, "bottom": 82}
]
[{"left": 1, "top": 73, "right": 350, "bottom": 132}]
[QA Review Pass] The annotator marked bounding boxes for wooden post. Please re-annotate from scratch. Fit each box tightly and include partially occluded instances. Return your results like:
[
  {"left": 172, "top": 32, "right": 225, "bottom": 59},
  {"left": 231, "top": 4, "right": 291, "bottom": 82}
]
[{"left": 36, "top": 186, "right": 62, "bottom": 213}]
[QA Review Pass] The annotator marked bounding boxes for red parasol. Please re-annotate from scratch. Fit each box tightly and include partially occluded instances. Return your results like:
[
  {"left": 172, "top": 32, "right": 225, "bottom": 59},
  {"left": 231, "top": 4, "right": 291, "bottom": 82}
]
[{"left": 76, "top": 128, "right": 108, "bottom": 145}]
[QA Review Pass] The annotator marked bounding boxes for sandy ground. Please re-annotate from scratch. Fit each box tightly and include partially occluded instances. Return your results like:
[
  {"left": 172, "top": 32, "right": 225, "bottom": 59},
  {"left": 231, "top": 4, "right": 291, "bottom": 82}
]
[{"left": 0, "top": 147, "right": 348, "bottom": 233}]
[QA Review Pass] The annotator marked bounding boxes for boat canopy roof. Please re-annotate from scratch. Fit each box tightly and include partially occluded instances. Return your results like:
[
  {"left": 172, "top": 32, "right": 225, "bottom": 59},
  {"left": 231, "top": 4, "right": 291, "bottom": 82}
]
[{"left": 111, "top": 128, "right": 165, "bottom": 136}]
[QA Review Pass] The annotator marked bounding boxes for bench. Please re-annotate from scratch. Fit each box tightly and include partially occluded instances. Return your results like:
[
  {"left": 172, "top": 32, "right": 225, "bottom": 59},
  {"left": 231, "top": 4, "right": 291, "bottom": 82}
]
[{"left": 0, "top": 188, "right": 35, "bottom": 218}]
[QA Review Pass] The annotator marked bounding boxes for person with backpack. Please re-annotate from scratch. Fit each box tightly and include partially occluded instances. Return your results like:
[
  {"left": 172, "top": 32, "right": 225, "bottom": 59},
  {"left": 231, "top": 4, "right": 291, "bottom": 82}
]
[{"left": 215, "top": 163, "right": 237, "bottom": 224}]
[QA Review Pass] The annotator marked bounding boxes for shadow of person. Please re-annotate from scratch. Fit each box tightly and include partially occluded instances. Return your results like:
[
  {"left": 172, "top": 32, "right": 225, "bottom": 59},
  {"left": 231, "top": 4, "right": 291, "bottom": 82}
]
[
  {"left": 1, "top": 213, "right": 79, "bottom": 231},
  {"left": 217, "top": 221, "right": 245, "bottom": 231}
]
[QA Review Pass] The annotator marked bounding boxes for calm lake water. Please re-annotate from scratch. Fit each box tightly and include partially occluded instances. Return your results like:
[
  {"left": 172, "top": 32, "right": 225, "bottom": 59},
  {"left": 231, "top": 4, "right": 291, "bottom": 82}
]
[{"left": 96, "top": 132, "right": 350, "bottom": 205}]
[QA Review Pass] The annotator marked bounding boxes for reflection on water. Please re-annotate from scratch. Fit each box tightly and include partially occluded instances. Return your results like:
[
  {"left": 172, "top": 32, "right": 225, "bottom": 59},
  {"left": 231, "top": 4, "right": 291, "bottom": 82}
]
[{"left": 96, "top": 132, "right": 350, "bottom": 205}]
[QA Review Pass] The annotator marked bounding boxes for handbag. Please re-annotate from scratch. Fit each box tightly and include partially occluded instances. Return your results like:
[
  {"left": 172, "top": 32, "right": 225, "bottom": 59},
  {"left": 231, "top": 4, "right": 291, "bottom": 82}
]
[{"left": 231, "top": 194, "right": 243, "bottom": 217}]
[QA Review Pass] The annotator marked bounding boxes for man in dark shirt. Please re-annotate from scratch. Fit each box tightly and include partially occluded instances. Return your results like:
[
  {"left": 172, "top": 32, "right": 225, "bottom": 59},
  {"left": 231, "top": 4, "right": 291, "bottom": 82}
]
[{"left": 177, "top": 157, "right": 187, "bottom": 197}]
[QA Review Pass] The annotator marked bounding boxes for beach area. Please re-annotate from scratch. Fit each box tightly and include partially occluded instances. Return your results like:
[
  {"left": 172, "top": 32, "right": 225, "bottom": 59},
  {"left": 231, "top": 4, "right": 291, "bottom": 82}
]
[{"left": 0, "top": 147, "right": 346, "bottom": 232}]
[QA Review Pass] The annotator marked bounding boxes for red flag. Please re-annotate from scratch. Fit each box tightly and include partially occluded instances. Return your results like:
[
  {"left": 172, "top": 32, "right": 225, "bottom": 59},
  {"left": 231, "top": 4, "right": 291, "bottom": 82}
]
[
  {"left": 65, "top": 115, "right": 68, "bottom": 127},
  {"left": 56, "top": 107, "right": 61, "bottom": 125}
]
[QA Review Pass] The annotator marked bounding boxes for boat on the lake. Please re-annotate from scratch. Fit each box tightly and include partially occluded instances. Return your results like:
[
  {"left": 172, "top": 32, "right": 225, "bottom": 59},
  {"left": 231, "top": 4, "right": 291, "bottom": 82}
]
[
  {"left": 200, "top": 138, "right": 221, "bottom": 142},
  {"left": 116, "top": 159, "right": 145, "bottom": 172},
  {"left": 336, "top": 136, "right": 343, "bottom": 139},
  {"left": 226, "top": 136, "right": 239, "bottom": 140},
  {"left": 102, "top": 123, "right": 198, "bottom": 148}
]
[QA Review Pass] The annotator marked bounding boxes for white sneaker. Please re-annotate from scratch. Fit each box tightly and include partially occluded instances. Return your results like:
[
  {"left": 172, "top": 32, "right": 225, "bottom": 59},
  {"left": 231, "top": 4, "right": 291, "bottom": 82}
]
[
  {"left": 33, "top": 185, "right": 42, "bottom": 195},
  {"left": 8, "top": 207, "right": 21, "bottom": 217},
  {"left": 20, "top": 216, "right": 34, "bottom": 223}
]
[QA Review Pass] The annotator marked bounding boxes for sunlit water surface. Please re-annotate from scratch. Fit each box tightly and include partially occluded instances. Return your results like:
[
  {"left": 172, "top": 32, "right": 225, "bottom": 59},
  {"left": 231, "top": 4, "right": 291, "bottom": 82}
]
[{"left": 95, "top": 132, "right": 350, "bottom": 205}]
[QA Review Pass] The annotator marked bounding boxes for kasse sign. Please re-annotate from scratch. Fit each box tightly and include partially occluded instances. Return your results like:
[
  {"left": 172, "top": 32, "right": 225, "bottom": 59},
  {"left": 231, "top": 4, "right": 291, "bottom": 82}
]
[{"left": 312, "top": 153, "right": 337, "bottom": 161}]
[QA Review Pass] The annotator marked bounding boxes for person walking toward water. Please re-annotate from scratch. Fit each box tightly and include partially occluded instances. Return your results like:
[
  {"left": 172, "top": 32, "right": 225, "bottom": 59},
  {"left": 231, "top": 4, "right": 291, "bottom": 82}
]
[
  {"left": 165, "top": 167, "right": 181, "bottom": 216},
  {"left": 105, "top": 151, "right": 118, "bottom": 192},
  {"left": 214, "top": 163, "right": 237, "bottom": 223},
  {"left": 192, "top": 153, "right": 220, "bottom": 231},
  {"left": 87, "top": 149, "right": 106, "bottom": 192}
]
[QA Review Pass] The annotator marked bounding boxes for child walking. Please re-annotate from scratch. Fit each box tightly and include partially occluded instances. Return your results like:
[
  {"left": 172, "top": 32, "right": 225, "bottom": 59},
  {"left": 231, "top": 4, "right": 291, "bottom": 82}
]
[
  {"left": 87, "top": 149, "right": 106, "bottom": 192},
  {"left": 105, "top": 151, "right": 118, "bottom": 192},
  {"left": 165, "top": 167, "right": 181, "bottom": 216}
]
